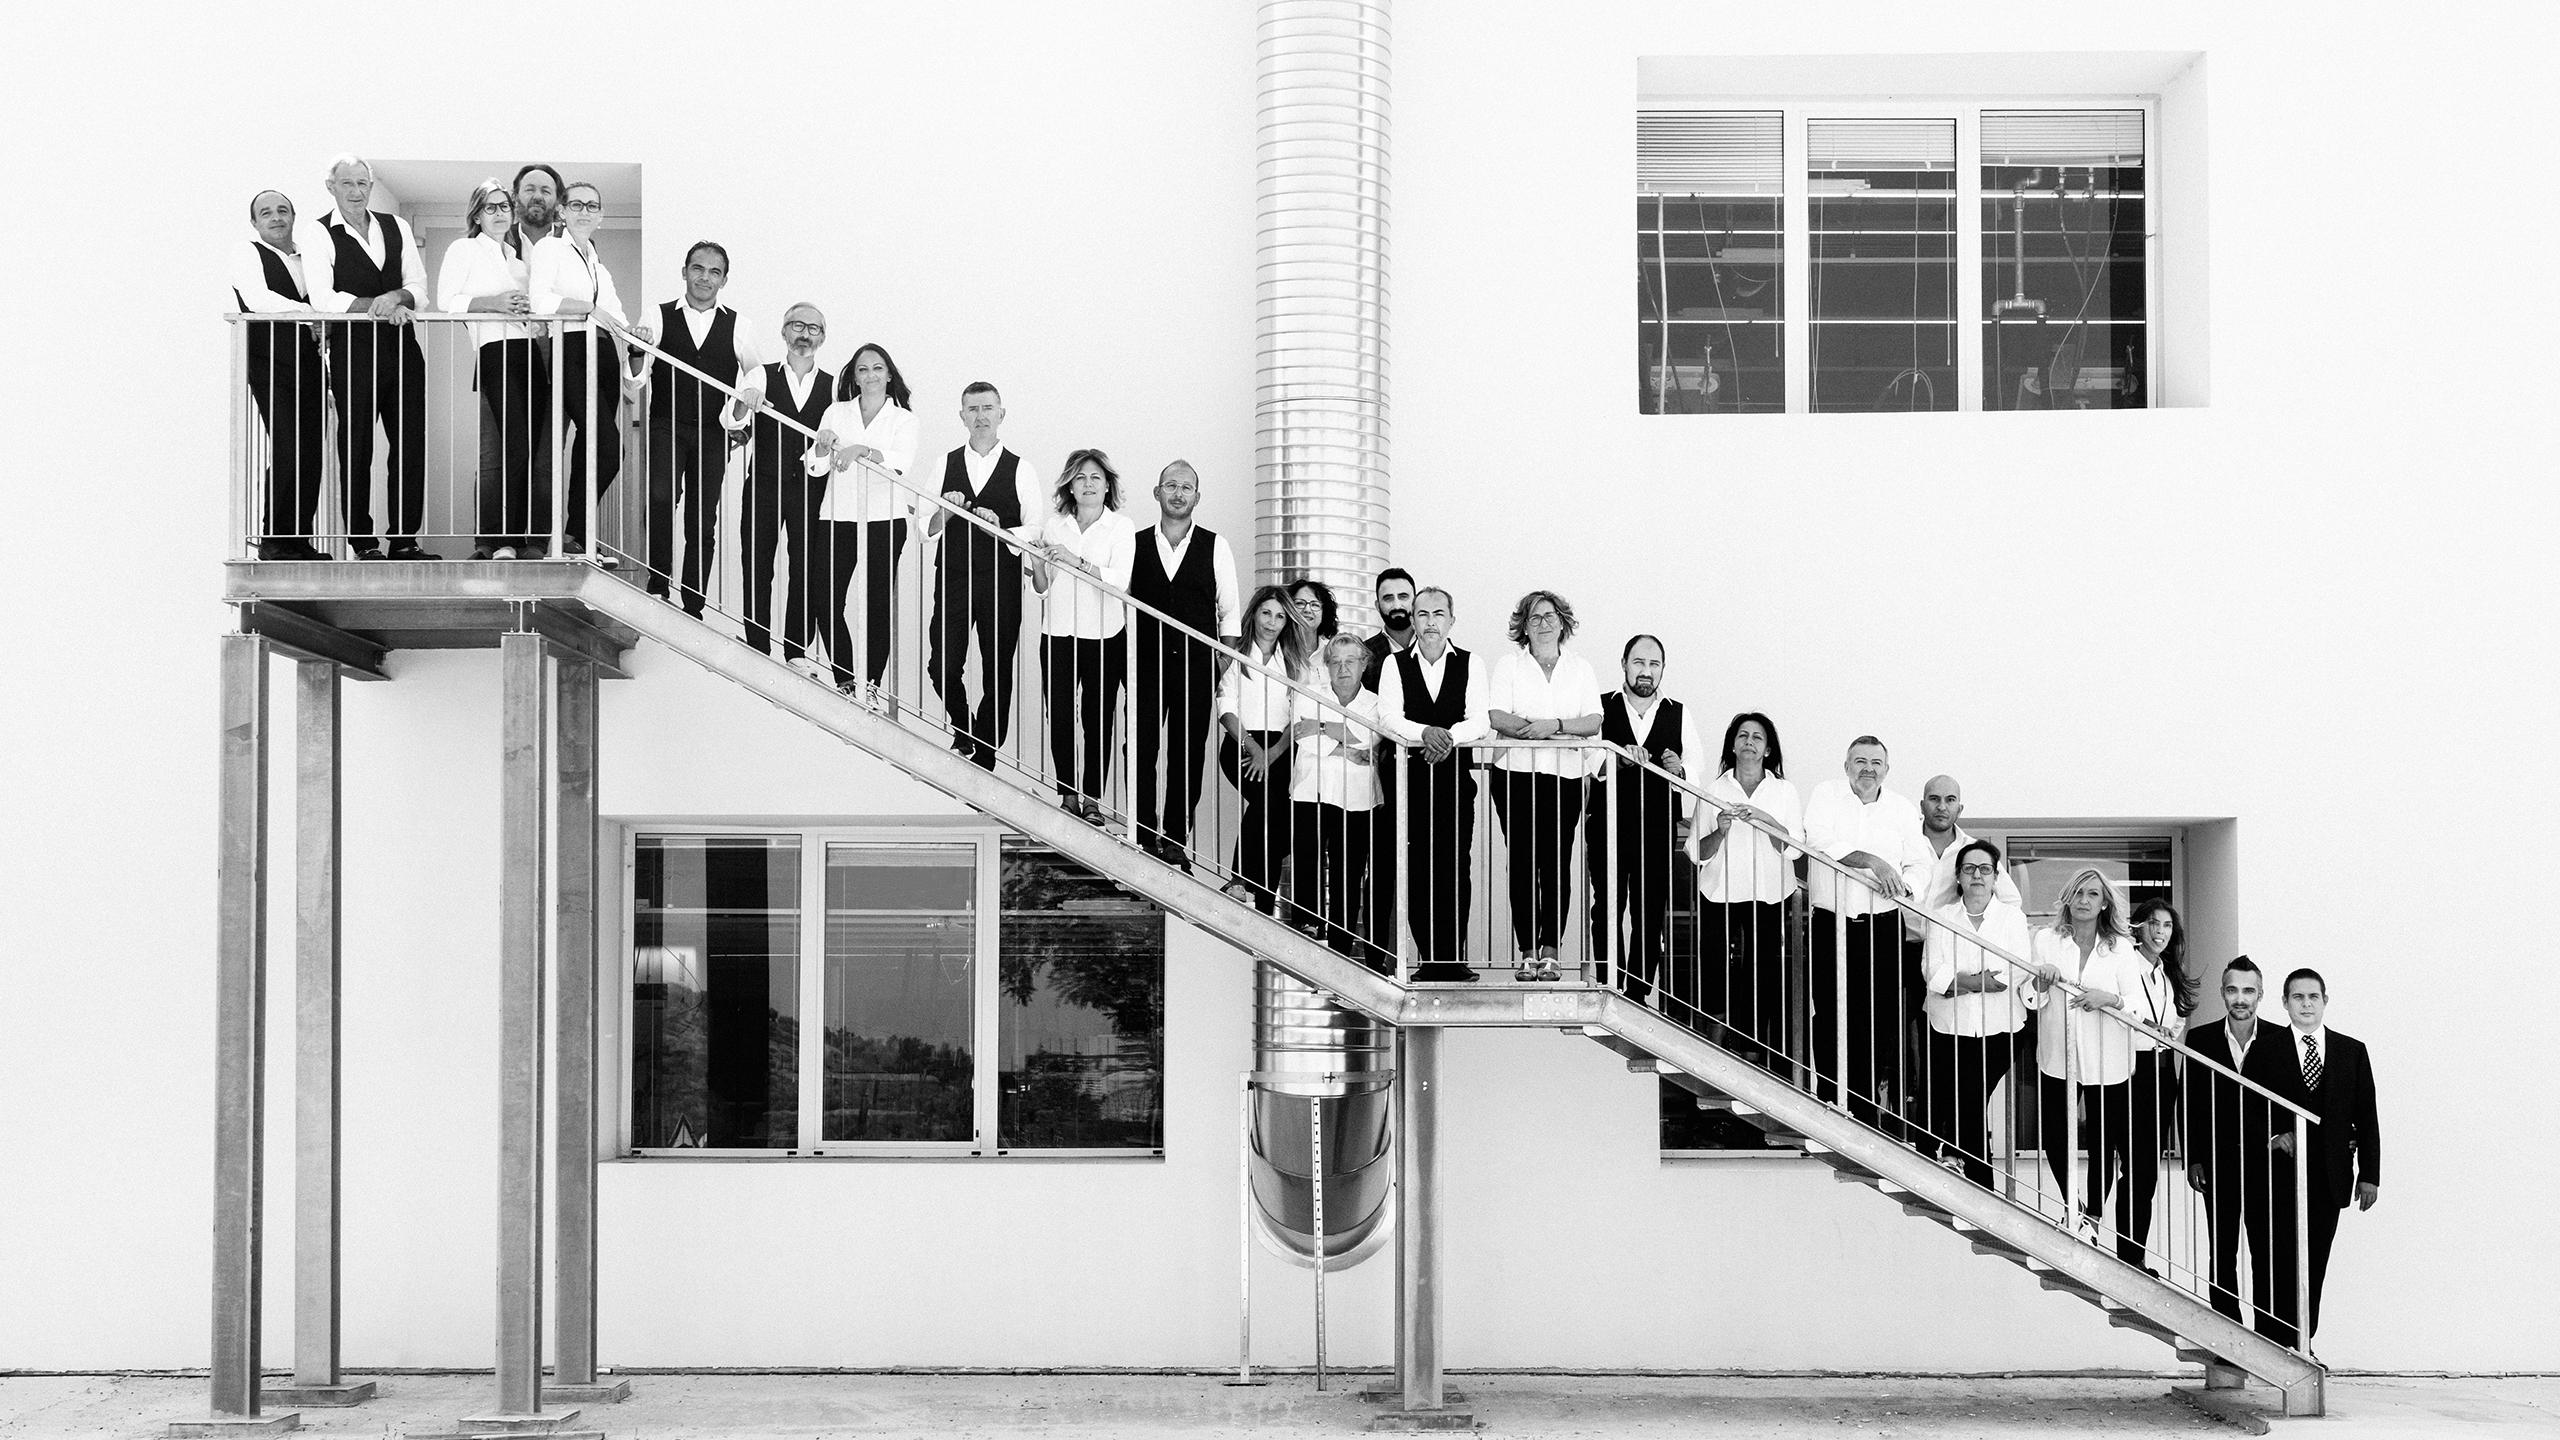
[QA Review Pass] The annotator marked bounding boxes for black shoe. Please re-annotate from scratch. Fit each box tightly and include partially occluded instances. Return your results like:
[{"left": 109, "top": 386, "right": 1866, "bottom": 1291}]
[
  {"left": 517, "top": 542, "right": 549, "bottom": 560},
  {"left": 469, "top": 547, "right": 496, "bottom": 561},
  {"left": 352, "top": 545, "right": 386, "bottom": 561},
  {"left": 256, "top": 539, "right": 326, "bottom": 561},
  {"left": 387, "top": 541, "right": 439, "bottom": 561}
]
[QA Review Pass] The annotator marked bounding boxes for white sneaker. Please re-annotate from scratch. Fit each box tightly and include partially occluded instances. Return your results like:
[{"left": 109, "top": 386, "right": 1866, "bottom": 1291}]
[
  {"left": 491, "top": 546, "right": 519, "bottom": 561},
  {"left": 2073, "top": 1213, "right": 2104, "bottom": 1246}
]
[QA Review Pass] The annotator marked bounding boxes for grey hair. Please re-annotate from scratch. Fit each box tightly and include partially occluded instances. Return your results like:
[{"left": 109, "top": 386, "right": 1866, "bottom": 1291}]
[
  {"left": 1324, "top": 633, "right": 1370, "bottom": 663},
  {"left": 324, "top": 153, "right": 374, "bottom": 182}
]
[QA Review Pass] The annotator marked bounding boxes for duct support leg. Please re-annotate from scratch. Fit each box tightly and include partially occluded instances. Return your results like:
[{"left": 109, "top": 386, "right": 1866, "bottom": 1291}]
[{"left": 193, "top": 634, "right": 301, "bottom": 1435}]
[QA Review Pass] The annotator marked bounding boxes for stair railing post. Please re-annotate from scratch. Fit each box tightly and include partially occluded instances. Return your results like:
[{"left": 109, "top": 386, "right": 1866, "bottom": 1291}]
[
  {"left": 852, "top": 460, "right": 871, "bottom": 702},
  {"left": 1121, "top": 614, "right": 1139, "bottom": 846},
  {"left": 2063, "top": 988, "right": 2081, "bottom": 1226},
  {"left": 547, "top": 318, "right": 566, "bottom": 558},
  {"left": 1236, "top": 1072, "right": 1255, "bottom": 1385},
  {"left": 2291, "top": 1109, "right": 2311, "bottom": 1351},
  {"left": 1832, "top": 903, "right": 1850, "bottom": 1113},
  {"left": 1394, "top": 749, "right": 1411, "bottom": 984}
]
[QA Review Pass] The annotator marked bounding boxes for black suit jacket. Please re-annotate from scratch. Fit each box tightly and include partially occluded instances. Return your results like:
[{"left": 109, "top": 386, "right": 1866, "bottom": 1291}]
[
  {"left": 2183, "top": 1020, "right": 2298, "bottom": 1180},
  {"left": 2264, "top": 1027, "right": 2382, "bottom": 1202}
]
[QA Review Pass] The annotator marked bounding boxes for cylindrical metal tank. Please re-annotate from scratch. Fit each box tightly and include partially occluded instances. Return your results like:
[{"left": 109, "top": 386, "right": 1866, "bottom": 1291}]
[{"left": 1249, "top": 962, "right": 1397, "bottom": 1267}]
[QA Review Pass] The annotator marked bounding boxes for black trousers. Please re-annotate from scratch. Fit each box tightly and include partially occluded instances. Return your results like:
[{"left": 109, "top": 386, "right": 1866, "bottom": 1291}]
[
  {"left": 1402, "top": 759, "right": 1478, "bottom": 974},
  {"left": 2039, "top": 1073, "right": 2150, "bottom": 1255},
  {"left": 325, "top": 327, "right": 430, "bottom": 544},
  {"left": 1290, "top": 800, "right": 1375, "bottom": 961},
  {"left": 1813, "top": 909, "right": 1912, "bottom": 1135},
  {"left": 557, "top": 334, "right": 624, "bottom": 550},
  {"left": 474, "top": 339, "right": 553, "bottom": 550},
  {"left": 741, "top": 466, "right": 825, "bottom": 657},
  {"left": 2246, "top": 1154, "right": 2340, "bottom": 1348},
  {"left": 646, "top": 420, "right": 729, "bottom": 613},
  {"left": 1042, "top": 635, "right": 1126, "bottom": 802},
  {"left": 2090, "top": 1051, "right": 2171, "bottom": 1267},
  {"left": 1219, "top": 729, "right": 1292, "bottom": 910},
  {"left": 1133, "top": 625, "right": 1219, "bottom": 850},
  {"left": 1491, "top": 771, "right": 1585, "bottom": 956},
  {"left": 2201, "top": 1148, "right": 2277, "bottom": 1328},
  {"left": 1366, "top": 750, "right": 1399, "bottom": 961},
  {"left": 1584, "top": 785, "right": 1678, "bottom": 999},
  {"left": 1698, "top": 899, "right": 1788, "bottom": 1054},
  {"left": 929, "top": 548, "right": 1024, "bottom": 757},
  {"left": 246, "top": 334, "right": 327, "bottom": 544},
  {"left": 821, "top": 519, "right": 907, "bottom": 689},
  {"left": 1923, "top": 1028, "right": 2018, "bottom": 1186}
]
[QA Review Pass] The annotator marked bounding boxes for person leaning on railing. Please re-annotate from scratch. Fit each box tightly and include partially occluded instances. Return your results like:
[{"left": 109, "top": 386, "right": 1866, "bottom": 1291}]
[
  {"left": 1917, "top": 839, "right": 2034, "bottom": 1186},
  {"left": 1026, "top": 450, "right": 1137, "bottom": 822},
  {"left": 1286, "top": 634, "right": 1388, "bottom": 967},
  {"left": 1373, "top": 587, "right": 1492, "bottom": 983},
  {"left": 634, "top": 241, "right": 760, "bottom": 612},
  {"left": 308, "top": 154, "right": 435, "bottom": 560},
  {"left": 1802, "top": 736, "right": 1933, "bottom": 1136},
  {"left": 739, "top": 305, "right": 835, "bottom": 664},
  {"left": 232, "top": 189, "right": 329, "bottom": 560},
  {"left": 438, "top": 180, "right": 550, "bottom": 560},
  {"left": 1689, "top": 712, "right": 1801, "bottom": 1054},
  {"left": 923, "top": 382, "right": 1034, "bottom": 770},
  {"left": 808, "top": 342, "right": 921, "bottom": 708},
  {"left": 1129, "top": 461, "right": 1241, "bottom": 871},
  {"left": 2023, "top": 866, "right": 2154, "bottom": 1248},
  {"left": 1219, "top": 585, "right": 1314, "bottom": 913},
  {"left": 1583, "top": 635, "right": 1704, "bottom": 1007},
  {"left": 1484, "top": 590, "right": 1606, "bottom": 982},
  {"left": 526, "top": 179, "right": 634, "bottom": 559}
]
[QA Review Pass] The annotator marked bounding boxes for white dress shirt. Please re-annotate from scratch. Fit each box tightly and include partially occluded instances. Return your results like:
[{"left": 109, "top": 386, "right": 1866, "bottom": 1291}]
[
  {"left": 1219, "top": 640, "right": 1313, "bottom": 732},
  {"left": 1483, "top": 647, "right": 1607, "bottom": 777},
  {"left": 1290, "top": 685, "right": 1384, "bottom": 811},
  {"left": 1689, "top": 769, "right": 1802, "bottom": 904},
  {"left": 526, "top": 234, "right": 629, "bottom": 329},
  {"left": 633, "top": 301, "right": 762, "bottom": 428},
  {"left": 1607, "top": 691, "right": 1707, "bottom": 783},
  {"left": 1921, "top": 898, "right": 2035, "bottom": 1037},
  {"left": 2125, "top": 956, "right": 2186, "bottom": 1052},
  {"left": 436, "top": 234, "right": 534, "bottom": 348},
  {"left": 231, "top": 239, "right": 312, "bottom": 313},
  {"left": 1031, "top": 507, "right": 1137, "bottom": 639},
  {"left": 813, "top": 399, "right": 921, "bottom": 523},
  {"left": 1373, "top": 646, "right": 1493, "bottom": 747},
  {"left": 2023, "top": 929, "right": 2153, "bottom": 1084},
  {"left": 1802, "top": 780, "right": 1930, "bottom": 917},
  {"left": 307, "top": 209, "right": 427, "bottom": 313},
  {"left": 2290, "top": 1024, "right": 2331, "bottom": 1087},
  {"left": 1906, "top": 826, "right": 2026, "bottom": 938},
  {"left": 1140, "top": 525, "right": 1240, "bottom": 639}
]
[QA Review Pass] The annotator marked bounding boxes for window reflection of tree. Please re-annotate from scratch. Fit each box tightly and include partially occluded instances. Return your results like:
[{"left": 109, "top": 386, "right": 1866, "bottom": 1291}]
[{"left": 999, "top": 849, "right": 1166, "bottom": 1150}]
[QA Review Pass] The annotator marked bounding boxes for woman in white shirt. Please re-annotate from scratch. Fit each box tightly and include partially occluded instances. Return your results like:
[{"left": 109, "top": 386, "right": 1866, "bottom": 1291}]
[
  {"left": 2111, "top": 899, "right": 2195, "bottom": 1273},
  {"left": 437, "top": 181, "right": 547, "bottom": 559},
  {"left": 1917, "top": 838, "right": 2035, "bottom": 1185},
  {"left": 526, "top": 180, "right": 631, "bottom": 554},
  {"left": 1690, "top": 711, "right": 1802, "bottom": 1057},
  {"left": 807, "top": 343, "right": 922, "bottom": 707},
  {"left": 1484, "top": 589, "right": 1606, "bottom": 981},
  {"left": 1026, "top": 450, "right": 1136, "bottom": 821},
  {"left": 1287, "top": 634, "right": 1387, "bottom": 965},
  {"left": 1217, "top": 585, "right": 1315, "bottom": 911},
  {"left": 2024, "top": 866, "right": 2154, "bottom": 1248}
]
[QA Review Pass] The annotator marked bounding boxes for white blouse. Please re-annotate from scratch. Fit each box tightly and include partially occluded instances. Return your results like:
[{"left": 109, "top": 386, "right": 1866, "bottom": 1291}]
[
  {"left": 1219, "top": 641, "right": 1313, "bottom": 732},
  {"left": 1482, "top": 647, "right": 1608, "bottom": 777},
  {"left": 813, "top": 398, "right": 921, "bottom": 523},
  {"left": 2023, "top": 929, "right": 2156, "bottom": 1085},
  {"left": 1030, "top": 506, "right": 1136, "bottom": 639},
  {"left": 526, "top": 234, "right": 629, "bottom": 330},
  {"left": 436, "top": 233, "right": 534, "bottom": 349},
  {"left": 1920, "top": 898, "right": 2036, "bottom": 1037},
  {"left": 1289, "top": 685, "right": 1384, "bottom": 811},
  {"left": 1688, "top": 769, "right": 1802, "bottom": 904}
]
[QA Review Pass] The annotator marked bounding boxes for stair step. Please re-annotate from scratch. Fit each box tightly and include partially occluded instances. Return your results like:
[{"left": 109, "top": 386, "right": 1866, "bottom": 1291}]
[
  {"left": 2037, "top": 1272, "right": 2103, "bottom": 1300},
  {"left": 2108, "top": 1308, "right": 2182, "bottom": 1343},
  {"left": 2175, "top": 1347, "right": 2222, "bottom": 1366},
  {"left": 1969, "top": 1238, "right": 2033, "bottom": 1264}
]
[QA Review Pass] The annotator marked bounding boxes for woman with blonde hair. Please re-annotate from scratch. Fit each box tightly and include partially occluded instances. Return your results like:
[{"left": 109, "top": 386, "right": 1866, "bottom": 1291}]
[{"left": 2025, "top": 867, "right": 2154, "bottom": 1248}]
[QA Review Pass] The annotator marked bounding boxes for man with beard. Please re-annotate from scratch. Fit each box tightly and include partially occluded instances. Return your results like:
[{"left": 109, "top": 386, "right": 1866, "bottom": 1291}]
[
  {"left": 742, "top": 305, "right": 835, "bottom": 661},
  {"left": 1583, "top": 634, "right": 1702, "bottom": 1005},
  {"left": 1127, "top": 460, "right": 1239, "bottom": 869},
  {"left": 1360, "top": 565, "right": 1420, "bottom": 954},
  {"left": 1361, "top": 566, "right": 1419, "bottom": 686},
  {"left": 1803, "top": 736, "right": 1931, "bottom": 1134},
  {"left": 2184, "top": 958, "right": 2306, "bottom": 1334},
  {"left": 479, "top": 164, "right": 567, "bottom": 549}
]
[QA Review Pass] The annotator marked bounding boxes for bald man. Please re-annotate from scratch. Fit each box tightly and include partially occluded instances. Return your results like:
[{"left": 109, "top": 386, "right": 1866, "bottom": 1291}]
[
  {"left": 230, "top": 190, "right": 330, "bottom": 559},
  {"left": 1911, "top": 775, "right": 2023, "bottom": 920},
  {"left": 741, "top": 304, "right": 835, "bottom": 660},
  {"left": 1127, "top": 460, "right": 1240, "bottom": 869}
]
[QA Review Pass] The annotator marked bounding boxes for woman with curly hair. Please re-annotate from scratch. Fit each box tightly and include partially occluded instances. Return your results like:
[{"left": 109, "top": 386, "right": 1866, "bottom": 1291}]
[{"left": 1484, "top": 588, "right": 1606, "bottom": 980}]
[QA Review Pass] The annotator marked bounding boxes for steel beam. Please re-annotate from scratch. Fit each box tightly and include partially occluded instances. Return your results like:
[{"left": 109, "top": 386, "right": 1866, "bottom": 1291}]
[
  {"left": 210, "top": 634, "right": 277, "bottom": 1420},
  {"left": 236, "top": 603, "right": 390, "bottom": 681},
  {"left": 550, "top": 657, "right": 603, "bottom": 1393},
  {"left": 1393, "top": 1027, "right": 1445, "bottom": 1413},
  {"left": 495, "top": 632, "right": 549, "bottom": 1415},
  {"left": 291, "top": 662, "right": 343, "bottom": 1390}
]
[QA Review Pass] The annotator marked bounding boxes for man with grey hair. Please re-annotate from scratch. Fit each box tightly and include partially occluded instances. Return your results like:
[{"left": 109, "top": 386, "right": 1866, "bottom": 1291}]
[
  {"left": 308, "top": 154, "right": 435, "bottom": 559},
  {"left": 743, "top": 304, "right": 835, "bottom": 661},
  {"left": 1127, "top": 459, "right": 1239, "bottom": 869},
  {"left": 1374, "top": 586, "right": 1491, "bottom": 980},
  {"left": 1803, "top": 734, "right": 1931, "bottom": 1134}
]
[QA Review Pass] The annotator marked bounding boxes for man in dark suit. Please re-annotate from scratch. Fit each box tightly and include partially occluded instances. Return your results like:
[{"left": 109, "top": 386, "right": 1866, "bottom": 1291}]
[
  {"left": 2183, "top": 957, "right": 2299, "bottom": 1330},
  {"left": 2261, "top": 967, "right": 2381, "bottom": 1349}
]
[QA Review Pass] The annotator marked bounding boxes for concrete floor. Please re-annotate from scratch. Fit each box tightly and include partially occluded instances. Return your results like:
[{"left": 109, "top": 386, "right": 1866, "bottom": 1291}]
[{"left": 3, "top": 1372, "right": 2554, "bottom": 1438}]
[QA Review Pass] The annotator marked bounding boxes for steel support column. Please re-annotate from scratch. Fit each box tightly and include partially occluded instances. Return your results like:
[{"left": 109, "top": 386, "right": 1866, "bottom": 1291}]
[
  {"left": 550, "top": 656, "right": 612, "bottom": 1398},
  {"left": 209, "top": 634, "right": 277, "bottom": 1422},
  {"left": 291, "top": 661, "right": 345, "bottom": 1390},
  {"left": 1392, "top": 1026, "right": 1443, "bottom": 1411},
  {"left": 494, "top": 632, "right": 550, "bottom": 1416}
]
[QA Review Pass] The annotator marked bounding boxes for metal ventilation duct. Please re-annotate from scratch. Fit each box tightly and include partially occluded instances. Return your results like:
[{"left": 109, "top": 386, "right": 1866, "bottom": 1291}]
[
  {"left": 1255, "top": 0, "right": 1392, "bottom": 622},
  {"left": 1250, "top": 963, "right": 1398, "bottom": 1268}
]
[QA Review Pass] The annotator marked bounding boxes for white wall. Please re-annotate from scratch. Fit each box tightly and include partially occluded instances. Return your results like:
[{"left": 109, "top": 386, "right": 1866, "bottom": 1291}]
[{"left": 3, "top": 0, "right": 2554, "bottom": 1378}]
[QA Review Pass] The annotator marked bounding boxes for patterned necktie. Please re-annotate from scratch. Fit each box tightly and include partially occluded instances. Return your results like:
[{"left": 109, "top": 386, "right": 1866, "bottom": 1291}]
[{"left": 2301, "top": 1033, "right": 2323, "bottom": 1090}]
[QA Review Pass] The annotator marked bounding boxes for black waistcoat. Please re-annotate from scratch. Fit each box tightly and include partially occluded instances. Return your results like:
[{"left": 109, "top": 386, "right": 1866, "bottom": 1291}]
[{"left": 650, "top": 300, "right": 739, "bottom": 431}]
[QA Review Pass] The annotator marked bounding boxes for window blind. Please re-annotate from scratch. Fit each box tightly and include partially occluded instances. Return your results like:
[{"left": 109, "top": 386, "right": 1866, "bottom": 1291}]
[
  {"left": 1981, "top": 110, "right": 2145, "bottom": 166},
  {"left": 1639, "top": 110, "right": 1783, "bottom": 194},
  {"left": 1806, "top": 118, "right": 1956, "bottom": 171}
]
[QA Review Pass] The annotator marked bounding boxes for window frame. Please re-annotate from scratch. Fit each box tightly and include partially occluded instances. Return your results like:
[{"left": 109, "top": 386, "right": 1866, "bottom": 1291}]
[
  {"left": 1639, "top": 97, "right": 2160, "bottom": 413},
  {"left": 618, "top": 822, "right": 1166, "bottom": 1161}
]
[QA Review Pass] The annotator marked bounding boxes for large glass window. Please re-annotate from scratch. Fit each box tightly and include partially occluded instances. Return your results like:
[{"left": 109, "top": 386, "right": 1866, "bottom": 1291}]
[
  {"left": 1637, "top": 111, "right": 1784, "bottom": 414},
  {"left": 998, "top": 842, "right": 1167, "bottom": 1152},
  {"left": 627, "top": 829, "right": 1165, "bottom": 1156},
  {"left": 1980, "top": 110, "right": 2148, "bottom": 410},
  {"left": 630, "top": 836, "right": 801, "bottom": 1149},
  {"left": 1809, "top": 119, "right": 1956, "bottom": 412}
]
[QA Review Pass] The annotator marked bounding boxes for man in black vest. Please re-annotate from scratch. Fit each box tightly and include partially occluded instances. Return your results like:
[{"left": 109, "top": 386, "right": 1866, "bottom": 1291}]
[
  {"left": 1584, "top": 634, "right": 1704, "bottom": 1006},
  {"left": 1127, "top": 461, "right": 1239, "bottom": 868},
  {"left": 1374, "top": 587, "right": 1491, "bottom": 981},
  {"left": 231, "top": 190, "right": 329, "bottom": 560},
  {"left": 2261, "top": 967, "right": 2382, "bottom": 1350},
  {"left": 1359, "top": 565, "right": 1421, "bottom": 951},
  {"left": 741, "top": 304, "right": 834, "bottom": 659},
  {"left": 926, "top": 382, "right": 1032, "bottom": 769},
  {"left": 309, "top": 155, "right": 434, "bottom": 560},
  {"left": 638, "top": 242, "right": 763, "bottom": 613}
]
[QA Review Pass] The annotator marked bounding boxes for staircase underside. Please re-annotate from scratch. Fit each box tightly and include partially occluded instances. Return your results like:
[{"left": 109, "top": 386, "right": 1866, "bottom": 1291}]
[{"left": 223, "top": 558, "right": 2325, "bottom": 1416}]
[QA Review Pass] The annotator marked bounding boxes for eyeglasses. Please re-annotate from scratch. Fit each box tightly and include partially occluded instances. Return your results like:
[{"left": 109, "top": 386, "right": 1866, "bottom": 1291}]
[
  {"left": 783, "top": 320, "right": 826, "bottom": 334},
  {"left": 1527, "top": 610, "right": 1562, "bottom": 625},
  {"left": 481, "top": 199, "right": 514, "bottom": 213},
  {"left": 1957, "top": 864, "right": 1996, "bottom": 877},
  {"left": 562, "top": 199, "right": 603, "bottom": 213}
]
